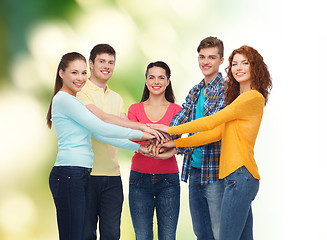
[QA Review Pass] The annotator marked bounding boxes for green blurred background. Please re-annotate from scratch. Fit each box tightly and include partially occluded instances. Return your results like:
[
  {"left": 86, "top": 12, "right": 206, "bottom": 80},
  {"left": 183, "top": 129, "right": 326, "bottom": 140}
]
[{"left": 0, "top": 0, "right": 325, "bottom": 239}]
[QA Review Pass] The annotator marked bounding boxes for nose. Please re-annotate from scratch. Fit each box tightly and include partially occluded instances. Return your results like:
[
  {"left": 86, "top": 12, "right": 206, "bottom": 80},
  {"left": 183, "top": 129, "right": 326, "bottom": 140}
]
[{"left": 77, "top": 73, "right": 85, "bottom": 80}]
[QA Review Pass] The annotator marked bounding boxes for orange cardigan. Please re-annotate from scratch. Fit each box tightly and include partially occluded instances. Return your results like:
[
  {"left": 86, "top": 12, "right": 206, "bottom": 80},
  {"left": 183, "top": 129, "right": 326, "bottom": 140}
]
[{"left": 169, "top": 90, "right": 265, "bottom": 179}]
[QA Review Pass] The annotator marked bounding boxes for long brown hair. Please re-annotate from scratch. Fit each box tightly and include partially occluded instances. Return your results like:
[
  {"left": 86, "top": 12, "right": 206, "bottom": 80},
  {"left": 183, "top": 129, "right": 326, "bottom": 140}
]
[
  {"left": 46, "top": 52, "right": 86, "bottom": 128},
  {"left": 225, "top": 46, "right": 272, "bottom": 106},
  {"left": 140, "top": 61, "right": 175, "bottom": 103}
]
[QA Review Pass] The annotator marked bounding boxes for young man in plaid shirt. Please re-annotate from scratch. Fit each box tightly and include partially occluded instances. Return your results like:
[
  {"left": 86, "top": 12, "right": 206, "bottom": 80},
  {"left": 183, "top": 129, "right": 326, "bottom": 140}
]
[{"left": 170, "top": 36, "right": 225, "bottom": 240}]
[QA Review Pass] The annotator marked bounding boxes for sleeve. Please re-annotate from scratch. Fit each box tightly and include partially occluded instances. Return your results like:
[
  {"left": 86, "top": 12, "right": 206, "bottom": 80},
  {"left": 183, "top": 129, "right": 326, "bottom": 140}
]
[
  {"left": 174, "top": 124, "right": 223, "bottom": 148},
  {"left": 92, "top": 133, "right": 140, "bottom": 152},
  {"left": 168, "top": 91, "right": 262, "bottom": 136},
  {"left": 57, "top": 94, "right": 143, "bottom": 139},
  {"left": 127, "top": 104, "right": 138, "bottom": 122}
]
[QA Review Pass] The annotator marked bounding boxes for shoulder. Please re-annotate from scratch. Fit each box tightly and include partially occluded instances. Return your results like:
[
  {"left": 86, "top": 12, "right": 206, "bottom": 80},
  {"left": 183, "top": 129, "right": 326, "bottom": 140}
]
[
  {"left": 240, "top": 90, "right": 265, "bottom": 102},
  {"left": 233, "top": 90, "right": 265, "bottom": 111},
  {"left": 128, "top": 102, "right": 142, "bottom": 111},
  {"left": 170, "top": 103, "right": 183, "bottom": 112},
  {"left": 53, "top": 92, "right": 83, "bottom": 111}
]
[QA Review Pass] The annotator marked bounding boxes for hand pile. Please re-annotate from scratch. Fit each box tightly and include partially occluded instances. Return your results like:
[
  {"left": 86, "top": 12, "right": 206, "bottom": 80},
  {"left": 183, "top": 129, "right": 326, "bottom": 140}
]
[{"left": 138, "top": 124, "right": 177, "bottom": 159}]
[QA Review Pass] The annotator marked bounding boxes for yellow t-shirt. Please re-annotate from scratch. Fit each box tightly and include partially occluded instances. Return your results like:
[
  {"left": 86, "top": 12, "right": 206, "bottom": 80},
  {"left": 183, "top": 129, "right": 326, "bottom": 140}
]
[
  {"left": 169, "top": 90, "right": 265, "bottom": 180},
  {"left": 77, "top": 80, "right": 125, "bottom": 176}
]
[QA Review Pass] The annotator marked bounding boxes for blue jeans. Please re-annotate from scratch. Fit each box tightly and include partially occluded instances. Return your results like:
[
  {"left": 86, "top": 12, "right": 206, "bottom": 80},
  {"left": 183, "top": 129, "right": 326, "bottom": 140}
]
[
  {"left": 219, "top": 166, "right": 259, "bottom": 240},
  {"left": 49, "top": 166, "right": 91, "bottom": 240},
  {"left": 82, "top": 176, "right": 124, "bottom": 240},
  {"left": 189, "top": 167, "right": 224, "bottom": 240},
  {"left": 129, "top": 170, "right": 180, "bottom": 240}
]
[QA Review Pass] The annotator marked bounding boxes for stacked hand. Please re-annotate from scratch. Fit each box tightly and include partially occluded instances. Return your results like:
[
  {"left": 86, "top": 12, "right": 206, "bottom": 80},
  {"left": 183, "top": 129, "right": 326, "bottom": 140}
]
[{"left": 138, "top": 123, "right": 177, "bottom": 159}]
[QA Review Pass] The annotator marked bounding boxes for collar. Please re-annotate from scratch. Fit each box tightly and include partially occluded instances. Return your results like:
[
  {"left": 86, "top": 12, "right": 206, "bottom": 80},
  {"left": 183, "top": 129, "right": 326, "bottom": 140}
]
[
  {"left": 194, "top": 72, "right": 224, "bottom": 91},
  {"left": 86, "top": 79, "right": 109, "bottom": 93}
]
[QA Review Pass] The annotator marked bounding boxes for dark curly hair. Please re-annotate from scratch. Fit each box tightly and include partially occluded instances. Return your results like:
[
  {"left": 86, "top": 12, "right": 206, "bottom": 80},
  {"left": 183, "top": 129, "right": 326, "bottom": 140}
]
[{"left": 225, "top": 46, "right": 272, "bottom": 106}]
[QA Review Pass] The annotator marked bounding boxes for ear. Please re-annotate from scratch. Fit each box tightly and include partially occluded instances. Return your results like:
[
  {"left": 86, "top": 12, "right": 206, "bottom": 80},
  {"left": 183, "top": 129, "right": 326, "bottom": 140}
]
[
  {"left": 59, "top": 69, "right": 64, "bottom": 79},
  {"left": 219, "top": 57, "right": 224, "bottom": 66},
  {"left": 167, "top": 79, "right": 170, "bottom": 86},
  {"left": 89, "top": 59, "right": 94, "bottom": 70}
]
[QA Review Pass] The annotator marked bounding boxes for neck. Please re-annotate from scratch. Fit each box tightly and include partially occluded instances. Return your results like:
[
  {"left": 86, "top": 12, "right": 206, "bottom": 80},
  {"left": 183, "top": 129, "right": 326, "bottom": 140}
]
[
  {"left": 89, "top": 76, "right": 108, "bottom": 91},
  {"left": 204, "top": 73, "right": 219, "bottom": 87},
  {"left": 144, "top": 94, "right": 169, "bottom": 106},
  {"left": 239, "top": 82, "right": 252, "bottom": 94}
]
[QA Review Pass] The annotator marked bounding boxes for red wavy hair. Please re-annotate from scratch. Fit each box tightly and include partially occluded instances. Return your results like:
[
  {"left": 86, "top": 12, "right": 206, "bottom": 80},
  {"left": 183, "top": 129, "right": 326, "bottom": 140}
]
[{"left": 225, "top": 46, "right": 272, "bottom": 106}]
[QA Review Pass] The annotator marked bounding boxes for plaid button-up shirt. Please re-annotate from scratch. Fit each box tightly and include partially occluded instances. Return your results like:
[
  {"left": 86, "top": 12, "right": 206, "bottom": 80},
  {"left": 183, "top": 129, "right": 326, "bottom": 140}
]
[{"left": 170, "top": 73, "right": 226, "bottom": 185}]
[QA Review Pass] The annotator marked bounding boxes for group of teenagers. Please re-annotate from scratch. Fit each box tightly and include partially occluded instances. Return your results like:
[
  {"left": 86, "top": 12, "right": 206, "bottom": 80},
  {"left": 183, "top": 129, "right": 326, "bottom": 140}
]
[{"left": 46, "top": 36, "right": 272, "bottom": 240}]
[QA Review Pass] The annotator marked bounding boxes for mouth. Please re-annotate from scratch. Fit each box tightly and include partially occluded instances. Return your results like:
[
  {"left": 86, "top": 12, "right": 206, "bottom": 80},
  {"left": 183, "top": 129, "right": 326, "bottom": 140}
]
[
  {"left": 236, "top": 72, "right": 245, "bottom": 76},
  {"left": 202, "top": 65, "right": 211, "bottom": 70},
  {"left": 151, "top": 86, "right": 162, "bottom": 90},
  {"left": 101, "top": 70, "right": 110, "bottom": 75},
  {"left": 73, "top": 81, "right": 85, "bottom": 88}
]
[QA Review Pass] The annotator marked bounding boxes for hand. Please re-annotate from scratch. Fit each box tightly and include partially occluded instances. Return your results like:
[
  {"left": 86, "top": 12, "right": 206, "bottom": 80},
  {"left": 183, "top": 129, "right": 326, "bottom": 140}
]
[
  {"left": 140, "top": 125, "right": 169, "bottom": 144},
  {"left": 138, "top": 145, "right": 151, "bottom": 155},
  {"left": 156, "top": 148, "right": 177, "bottom": 159},
  {"left": 146, "top": 123, "right": 169, "bottom": 133},
  {"left": 141, "top": 132, "right": 156, "bottom": 141},
  {"left": 160, "top": 140, "right": 176, "bottom": 148},
  {"left": 147, "top": 140, "right": 176, "bottom": 157}
]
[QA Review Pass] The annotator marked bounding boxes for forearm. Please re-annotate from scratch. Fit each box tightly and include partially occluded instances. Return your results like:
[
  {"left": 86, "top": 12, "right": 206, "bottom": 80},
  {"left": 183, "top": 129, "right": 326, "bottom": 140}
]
[
  {"left": 102, "top": 114, "right": 144, "bottom": 130},
  {"left": 174, "top": 125, "right": 222, "bottom": 148},
  {"left": 92, "top": 133, "right": 140, "bottom": 152}
]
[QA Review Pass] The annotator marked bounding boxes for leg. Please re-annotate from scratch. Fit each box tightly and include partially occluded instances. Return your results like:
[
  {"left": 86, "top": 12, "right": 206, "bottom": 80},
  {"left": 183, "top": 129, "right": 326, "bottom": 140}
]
[
  {"left": 155, "top": 173, "right": 180, "bottom": 240},
  {"left": 189, "top": 168, "right": 215, "bottom": 240},
  {"left": 98, "top": 176, "right": 124, "bottom": 240},
  {"left": 219, "top": 167, "right": 259, "bottom": 240},
  {"left": 83, "top": 176, "right": 100, "bottom": 240},
  {"left": 129, "top": 171, "right": 155, "bottom": 240},
  {"left": 203, "top": 180, "right": 224, "bottom": 240},
  {"left": 49, "top": 166, "right": 90, "bottom": 240}
]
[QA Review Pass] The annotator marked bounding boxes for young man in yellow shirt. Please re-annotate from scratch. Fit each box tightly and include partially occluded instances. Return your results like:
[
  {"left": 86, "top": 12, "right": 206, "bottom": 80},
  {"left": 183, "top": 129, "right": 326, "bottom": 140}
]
[{"left": 77, "top": 44, "right": 161, "bottom": 240}]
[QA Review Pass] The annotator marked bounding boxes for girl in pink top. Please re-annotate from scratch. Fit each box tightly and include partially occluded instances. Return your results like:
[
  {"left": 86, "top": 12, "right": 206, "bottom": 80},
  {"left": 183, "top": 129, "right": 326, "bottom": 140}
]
[{"left": 128, "top": 61, "right": 182, "bottom": 240}]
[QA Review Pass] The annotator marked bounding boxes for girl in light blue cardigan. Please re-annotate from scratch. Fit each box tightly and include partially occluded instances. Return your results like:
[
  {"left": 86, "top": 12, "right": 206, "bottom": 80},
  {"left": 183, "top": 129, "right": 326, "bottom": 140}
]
[{"left": 46, "top": 52, "right": 152, "bottom": 240}]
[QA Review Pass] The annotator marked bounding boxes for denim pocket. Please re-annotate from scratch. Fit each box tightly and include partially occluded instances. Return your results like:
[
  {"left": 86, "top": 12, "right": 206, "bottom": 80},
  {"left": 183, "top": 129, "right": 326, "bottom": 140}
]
[
  {"left": 129, "top": 172, "right": 142, "bottom": 186},
  {"left": 49, "top": 178, "right": 60, "bottom": 198},
  {"left": 246, "top": 174, "right": 259, "bottom": 201},
  {"left": 163, "top": 173, "right": 180, "bottom": 186}
]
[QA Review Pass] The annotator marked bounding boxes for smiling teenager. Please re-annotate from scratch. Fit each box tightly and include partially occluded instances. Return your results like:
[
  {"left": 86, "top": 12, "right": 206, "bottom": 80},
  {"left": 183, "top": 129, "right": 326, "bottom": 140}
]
[
  {"left": 46, "top": 52, "right": 153, "bottom": 240},
  {"left": 127, "top": 61, "right": 182, "bottom": 240}
]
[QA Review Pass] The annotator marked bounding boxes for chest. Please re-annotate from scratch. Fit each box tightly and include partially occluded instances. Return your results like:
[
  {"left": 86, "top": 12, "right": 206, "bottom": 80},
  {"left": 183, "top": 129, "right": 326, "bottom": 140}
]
[{"left": 143, "top": 104, "right": 170, "bottom": 122}]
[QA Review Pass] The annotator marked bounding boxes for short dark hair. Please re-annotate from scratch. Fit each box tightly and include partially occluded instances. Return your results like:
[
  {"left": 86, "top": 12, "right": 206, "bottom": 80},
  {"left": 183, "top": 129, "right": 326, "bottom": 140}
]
[
  {"left": 141, "top": 61, "right": 175, "bottom": 103},
  {"left": 197, "top": 36, "right": 224, "bottom": 58},
  {"left": 89, "top": 44, "right": 116, "bottom": 63}
]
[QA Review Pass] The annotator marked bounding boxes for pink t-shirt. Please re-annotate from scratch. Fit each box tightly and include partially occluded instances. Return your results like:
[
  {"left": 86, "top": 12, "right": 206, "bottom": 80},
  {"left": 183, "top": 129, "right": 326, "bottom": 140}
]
[{"left": 128, "top": 102, "right": 182, "bottom": 174}]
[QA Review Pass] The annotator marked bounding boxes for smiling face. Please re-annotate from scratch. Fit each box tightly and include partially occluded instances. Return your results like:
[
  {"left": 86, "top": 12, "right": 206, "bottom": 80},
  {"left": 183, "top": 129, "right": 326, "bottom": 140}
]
[
  {"left": 145, "top": 66, "right": 170, "bottom": 97},
  {"left": 231, "top": 53, "right": 252, "bottom": 92},
  {"left": 89, "top": 53, "right": 115, "bottom": 83},
  {"left": 198, "top": 47, "right": 224, "bottom": 83},
  {"left": 59, "top": 59, "right": 87, "bottom": 96}
]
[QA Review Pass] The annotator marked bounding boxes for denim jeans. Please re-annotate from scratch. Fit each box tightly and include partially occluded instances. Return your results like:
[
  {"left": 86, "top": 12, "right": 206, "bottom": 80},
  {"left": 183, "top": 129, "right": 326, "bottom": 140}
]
[
  {"left": 83, "top": 175, "right": 124, "bottom": 240},
  {"left": 82, "top": 176, "right": 124, "bottom": 240},
  {"left": 129, "top": 170, "right": 180, "bottom": 240},
  {"left": 189, "top": 167, "right": 224, "bottom": 240},
  {"left": 49, "top": 166, "right": 91, "bottom": 240},
  {"left": 219, "top": 166, "right": 259, "bottom": 240}
]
